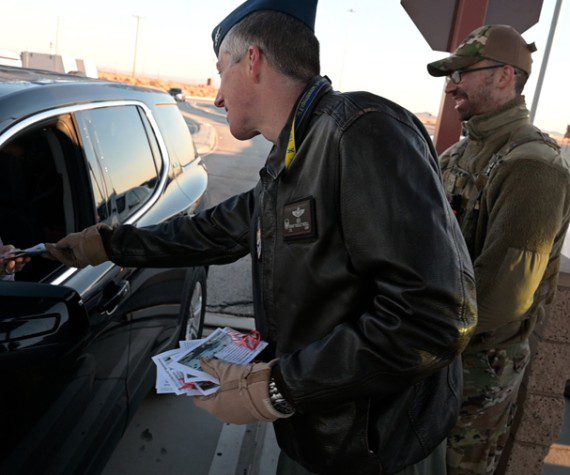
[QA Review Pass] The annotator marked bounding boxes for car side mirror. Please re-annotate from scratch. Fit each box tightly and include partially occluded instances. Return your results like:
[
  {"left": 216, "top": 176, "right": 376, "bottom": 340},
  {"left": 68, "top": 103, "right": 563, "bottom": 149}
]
[
  {"left": 0, "top": 281, "right": 89, "bottom": 370},
  {"left": 128, "top": 196, "right": 141, "bottom": 209}
]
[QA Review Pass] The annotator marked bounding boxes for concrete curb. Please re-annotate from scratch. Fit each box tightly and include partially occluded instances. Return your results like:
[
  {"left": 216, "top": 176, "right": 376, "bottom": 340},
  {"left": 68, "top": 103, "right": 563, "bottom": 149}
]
[
  {"left": 193, "top": 122, "right": 217, "bottom": 156},
  {"left": 185, "top": 95, "right": 215, "bottom": 102}
]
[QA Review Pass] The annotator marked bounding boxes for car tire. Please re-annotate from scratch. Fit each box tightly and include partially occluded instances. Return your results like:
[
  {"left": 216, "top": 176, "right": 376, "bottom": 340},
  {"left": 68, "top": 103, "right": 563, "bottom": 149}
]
[
  {"left": 565, "top": 380, "right": 570, "bottom": 398},
  {"left": 179, "top": 267, "right": 207, "bottom": 341}
]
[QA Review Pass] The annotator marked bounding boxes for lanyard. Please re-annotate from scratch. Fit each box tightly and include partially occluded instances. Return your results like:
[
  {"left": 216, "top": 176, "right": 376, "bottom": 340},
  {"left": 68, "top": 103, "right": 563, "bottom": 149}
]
[{"left": 285, "top": 77, "right": 330, "bottom": 169}]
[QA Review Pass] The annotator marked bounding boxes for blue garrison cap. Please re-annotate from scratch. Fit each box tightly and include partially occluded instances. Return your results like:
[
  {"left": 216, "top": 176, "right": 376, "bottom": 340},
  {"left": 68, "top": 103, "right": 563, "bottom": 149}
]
[{"left": 212, "top": 0, "right": 318, "bottom": 56}]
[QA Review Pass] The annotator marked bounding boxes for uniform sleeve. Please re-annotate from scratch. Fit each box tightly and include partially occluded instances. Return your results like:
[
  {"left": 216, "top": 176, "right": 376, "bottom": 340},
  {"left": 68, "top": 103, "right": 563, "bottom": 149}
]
[
  {"left": 474, "top": 158, "right": 570, "bottom": 334},
  {"left": 276, "top": 113, "right": 476, "bottom": 411},
  {"left": 101, "top": 186, "right": 258, "bottom": 268}
]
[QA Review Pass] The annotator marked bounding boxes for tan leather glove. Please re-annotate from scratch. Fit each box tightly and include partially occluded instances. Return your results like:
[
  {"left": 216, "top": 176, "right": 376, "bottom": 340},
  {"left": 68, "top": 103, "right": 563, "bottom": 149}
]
[
  {"left": 193, "top": 359, "right": 293, "bottom": 425},
  {"left": 45, "top": 224, "right": 111, "bottom": 268}
]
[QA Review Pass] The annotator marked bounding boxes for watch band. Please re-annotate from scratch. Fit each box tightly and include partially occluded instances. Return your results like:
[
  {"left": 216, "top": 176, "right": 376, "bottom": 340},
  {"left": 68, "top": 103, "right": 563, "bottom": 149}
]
[{"left": 269, "top": 377, "right": 295, "bottom": 415}]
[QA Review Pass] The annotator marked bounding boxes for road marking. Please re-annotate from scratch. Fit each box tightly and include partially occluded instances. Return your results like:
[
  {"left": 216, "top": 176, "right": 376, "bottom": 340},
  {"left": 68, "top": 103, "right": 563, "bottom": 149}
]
[
  {"left": 251, "top": 423, "right": 280, "bottom": 475},
  {"left": 208, "top": 423, "right": 246, "bottom": 475}
]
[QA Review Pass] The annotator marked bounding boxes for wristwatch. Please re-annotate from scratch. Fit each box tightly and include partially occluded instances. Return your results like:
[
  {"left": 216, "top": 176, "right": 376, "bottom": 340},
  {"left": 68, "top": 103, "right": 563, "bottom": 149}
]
[{"left": 269, "top": 377, "right": 295, "bottom": 415}]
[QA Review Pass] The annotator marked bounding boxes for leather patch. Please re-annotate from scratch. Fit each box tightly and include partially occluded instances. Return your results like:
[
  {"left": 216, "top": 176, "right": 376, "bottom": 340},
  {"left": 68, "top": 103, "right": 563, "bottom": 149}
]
[{"left": 283, "top": 197, "right": 317, "bottom": 241}]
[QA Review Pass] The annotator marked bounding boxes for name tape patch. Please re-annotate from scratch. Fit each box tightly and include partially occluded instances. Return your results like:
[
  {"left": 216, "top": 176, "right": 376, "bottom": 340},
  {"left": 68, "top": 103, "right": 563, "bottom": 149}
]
[{"left": 283, "top": 197, "right": 317, "bottom": 241}]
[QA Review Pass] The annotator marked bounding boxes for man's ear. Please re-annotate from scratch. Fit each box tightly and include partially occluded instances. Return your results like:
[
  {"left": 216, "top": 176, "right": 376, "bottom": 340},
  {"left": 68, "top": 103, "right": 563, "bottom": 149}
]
[
  {"left": 248, "top": 45, "right": 263, "bottom": 83},
  {"left": 497, "top": 65, "right": 516, "bottom": 90}
]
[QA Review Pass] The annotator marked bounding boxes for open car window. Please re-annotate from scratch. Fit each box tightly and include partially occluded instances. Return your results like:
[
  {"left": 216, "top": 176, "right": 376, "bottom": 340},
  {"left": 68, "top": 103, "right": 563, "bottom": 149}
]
[{"left": 0, "top": 115, "right": 88, "bottom": 283}]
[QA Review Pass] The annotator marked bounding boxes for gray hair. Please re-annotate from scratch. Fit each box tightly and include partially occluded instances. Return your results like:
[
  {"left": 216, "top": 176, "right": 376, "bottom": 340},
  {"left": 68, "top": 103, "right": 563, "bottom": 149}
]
[
  {"left": 514, "top": 67, "right": 529, "bottom": 95},
  {"left": 220, "top": 11, "right": 320, "bottom": 83}
]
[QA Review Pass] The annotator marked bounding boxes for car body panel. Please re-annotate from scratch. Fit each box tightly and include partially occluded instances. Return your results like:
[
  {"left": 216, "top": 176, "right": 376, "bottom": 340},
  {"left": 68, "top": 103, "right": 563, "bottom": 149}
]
[{"left": 0, "top": 66, "right": 208, "bottom": 473}]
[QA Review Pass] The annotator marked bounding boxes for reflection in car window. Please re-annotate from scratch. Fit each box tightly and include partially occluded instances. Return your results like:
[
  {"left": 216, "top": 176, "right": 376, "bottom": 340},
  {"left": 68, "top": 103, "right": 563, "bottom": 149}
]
[
  {"left": 77, "top": 121, "right": 109, "bottom": 223},
  {"left": 138, "top": 108, "right": 163, "bottom": 176},
  {"left": 75, "top": 106, "right": 158, "bottom": 223},
  {"left": 153, "top": 104, "right": 196, "bottom": 167}
]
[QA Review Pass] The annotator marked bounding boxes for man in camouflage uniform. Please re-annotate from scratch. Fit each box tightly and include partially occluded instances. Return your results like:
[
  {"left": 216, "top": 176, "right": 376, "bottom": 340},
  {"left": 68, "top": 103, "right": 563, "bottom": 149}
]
[{"left": 428, "top": 25, "right": 570, "bottom": 474}]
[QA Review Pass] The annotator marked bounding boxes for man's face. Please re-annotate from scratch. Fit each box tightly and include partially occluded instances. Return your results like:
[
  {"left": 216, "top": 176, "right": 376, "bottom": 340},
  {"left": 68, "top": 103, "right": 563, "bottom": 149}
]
[
  {"left": 214, "top": 50, "right": 259, "bottom": 140},
  {"left": 444, "top": 60, "right": 502, "bottom": 121}
]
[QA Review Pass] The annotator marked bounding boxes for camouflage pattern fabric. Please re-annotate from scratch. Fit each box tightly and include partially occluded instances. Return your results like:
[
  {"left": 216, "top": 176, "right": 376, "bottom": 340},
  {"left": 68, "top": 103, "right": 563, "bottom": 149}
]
[
  {"left": 427, "top": 25, "right": 493, "bottom": 75},
  {"left": 447, "top": 340, "right": 531, "bottom": 475},
  {"left": 431, "top": 26, "right": 492, "bottom": 72},
  {"left": 454, "top": 26, "right": 491, "bottom": 56}
]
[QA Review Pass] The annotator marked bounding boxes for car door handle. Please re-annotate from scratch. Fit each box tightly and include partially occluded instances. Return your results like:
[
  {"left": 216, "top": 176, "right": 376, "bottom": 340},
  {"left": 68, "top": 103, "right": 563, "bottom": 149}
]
[{"left": 102, "top": 280, "right": 130, "bottom": 316}]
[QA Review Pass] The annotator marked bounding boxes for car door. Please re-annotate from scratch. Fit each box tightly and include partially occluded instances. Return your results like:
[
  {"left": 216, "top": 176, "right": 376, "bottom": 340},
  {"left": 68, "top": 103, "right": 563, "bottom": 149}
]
[
  {"left": 73, "top": 104, "right": 196, "bottom": 414},
  {"left": 0, "top": 113, "right": 132, "bottom": 474}
]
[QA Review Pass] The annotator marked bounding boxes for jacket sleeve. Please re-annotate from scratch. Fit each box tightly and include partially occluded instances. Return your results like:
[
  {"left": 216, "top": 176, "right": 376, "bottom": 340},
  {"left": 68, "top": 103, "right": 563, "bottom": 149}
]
[
  {"left": 101, "top": 186, "right": 258, "bottom": 267},
  {"left": 275, "top": 113, "right": 476, "bottom": 410},
  {"left": 474, "top": 158, "right": 570, "bottom": 334}
]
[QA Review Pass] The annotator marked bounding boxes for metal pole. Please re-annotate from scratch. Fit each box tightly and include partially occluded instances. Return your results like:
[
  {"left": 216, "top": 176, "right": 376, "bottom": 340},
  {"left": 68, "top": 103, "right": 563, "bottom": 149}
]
[
  {"left": 530, "top": 0, "right": 563, "bottom": 124},
  {"left": 132, "top": 15, "right": 144, "bottom": 78}
]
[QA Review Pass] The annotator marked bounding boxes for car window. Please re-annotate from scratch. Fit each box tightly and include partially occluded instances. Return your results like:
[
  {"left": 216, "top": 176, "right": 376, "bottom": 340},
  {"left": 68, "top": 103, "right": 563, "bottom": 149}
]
[
  {"left": 153, "top": 104, "right": 196, "bottom": 167},
  {"left": 0, "top": 116, "right": 80, "bottom": 282},
  {"left": 75, "top": 106, "right": 159, "bottom": 224}
]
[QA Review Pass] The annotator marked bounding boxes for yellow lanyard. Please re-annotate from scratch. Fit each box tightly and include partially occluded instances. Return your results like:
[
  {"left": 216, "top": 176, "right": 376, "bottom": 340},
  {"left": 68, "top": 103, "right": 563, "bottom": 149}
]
[
  {"left": 285, "top": 117, "right": 297, "bottom": 169},
  {"left": 284, "top": 77, "right": 329, "bottom": 169}
]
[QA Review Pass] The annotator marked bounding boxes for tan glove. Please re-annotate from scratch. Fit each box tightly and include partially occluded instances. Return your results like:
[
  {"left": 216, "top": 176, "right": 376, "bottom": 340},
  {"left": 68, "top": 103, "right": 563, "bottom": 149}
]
[
  {"left": 193, "top": 359, "right": 293, "bottom": 425},
  {"left": 45, "top": 224, "right": 111, "bottom": 268}
]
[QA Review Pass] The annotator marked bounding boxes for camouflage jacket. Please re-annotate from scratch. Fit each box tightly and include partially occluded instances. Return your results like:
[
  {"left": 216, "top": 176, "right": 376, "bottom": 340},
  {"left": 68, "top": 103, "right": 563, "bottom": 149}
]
[{"left": 440, "top": 96, "right": 570, "bottom": 352}]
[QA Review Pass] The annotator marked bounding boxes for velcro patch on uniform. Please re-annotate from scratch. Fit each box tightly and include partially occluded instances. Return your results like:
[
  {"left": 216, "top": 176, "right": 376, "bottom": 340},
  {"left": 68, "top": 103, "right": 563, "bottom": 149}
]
[{"left": 283, "top": 197, "right": 317, "bottom": 241}]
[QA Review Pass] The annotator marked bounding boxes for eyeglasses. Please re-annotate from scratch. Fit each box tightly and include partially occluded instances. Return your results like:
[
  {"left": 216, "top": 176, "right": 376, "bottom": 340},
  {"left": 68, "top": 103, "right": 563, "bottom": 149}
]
[{"left": 447, "top": 65, "right": 505, "bottom": 84}]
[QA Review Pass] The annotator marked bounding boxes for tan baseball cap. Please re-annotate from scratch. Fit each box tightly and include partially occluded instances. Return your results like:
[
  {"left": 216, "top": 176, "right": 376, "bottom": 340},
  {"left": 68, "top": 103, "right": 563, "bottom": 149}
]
[{"left": 427, "top": 24, "right": 537, "bottom": 77}]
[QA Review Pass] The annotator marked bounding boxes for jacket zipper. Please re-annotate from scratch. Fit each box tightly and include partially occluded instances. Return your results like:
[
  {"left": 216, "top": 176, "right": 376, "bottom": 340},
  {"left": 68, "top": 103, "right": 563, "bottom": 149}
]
[{"left": 260, "top": 167, "right": 277, "bottom": 341}]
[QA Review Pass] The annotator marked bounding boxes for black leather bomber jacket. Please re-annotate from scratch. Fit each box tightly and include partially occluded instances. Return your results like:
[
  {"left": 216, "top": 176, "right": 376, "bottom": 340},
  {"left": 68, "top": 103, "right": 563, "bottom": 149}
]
[{"left": 101, "top": 81, "right": 477, "bottom": 474}]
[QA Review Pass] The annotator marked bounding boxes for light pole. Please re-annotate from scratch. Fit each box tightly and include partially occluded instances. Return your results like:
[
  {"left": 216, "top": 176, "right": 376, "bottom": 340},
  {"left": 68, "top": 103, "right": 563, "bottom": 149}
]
[
  {"left": 530, "top": 0, "right": 563, "bottom": 124},
  {"left": 132, "top": 15, "right": 145, "bottom": 78}
]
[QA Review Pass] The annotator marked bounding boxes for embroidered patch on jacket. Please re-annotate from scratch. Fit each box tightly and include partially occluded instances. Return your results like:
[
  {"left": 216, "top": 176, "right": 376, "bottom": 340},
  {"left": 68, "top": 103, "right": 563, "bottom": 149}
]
[{"left": 283, "top": 197, "right": 317, "bottom": 241}]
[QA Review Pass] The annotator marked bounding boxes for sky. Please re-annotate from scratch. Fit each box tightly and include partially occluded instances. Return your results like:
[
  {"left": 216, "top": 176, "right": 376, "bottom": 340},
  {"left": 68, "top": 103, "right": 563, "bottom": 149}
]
[{"left": 1, "top": 0, "right": 568, "bottom": 134}]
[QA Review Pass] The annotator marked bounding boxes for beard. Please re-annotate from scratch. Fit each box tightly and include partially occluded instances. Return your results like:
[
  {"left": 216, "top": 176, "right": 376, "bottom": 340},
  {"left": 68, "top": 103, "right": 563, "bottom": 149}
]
[{"left": 452, "top": 75, "right": 495, "bottom": 121}]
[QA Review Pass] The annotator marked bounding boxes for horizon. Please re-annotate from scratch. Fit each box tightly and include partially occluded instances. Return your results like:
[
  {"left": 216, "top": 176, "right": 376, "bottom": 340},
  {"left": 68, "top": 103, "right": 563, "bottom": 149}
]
[{"left": 1, "top": 0, "right": 568, "bottom": 134}]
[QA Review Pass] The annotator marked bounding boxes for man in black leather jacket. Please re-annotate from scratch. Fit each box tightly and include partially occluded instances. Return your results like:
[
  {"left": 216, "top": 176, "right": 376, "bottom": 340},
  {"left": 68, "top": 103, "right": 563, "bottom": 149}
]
[{"left": 47, "top": 1, "right": 477, "bottom": 473}]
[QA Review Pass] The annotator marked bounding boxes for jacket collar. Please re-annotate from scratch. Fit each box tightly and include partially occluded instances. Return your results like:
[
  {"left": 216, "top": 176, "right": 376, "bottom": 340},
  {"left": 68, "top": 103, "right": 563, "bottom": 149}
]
[
  {"left": 264, "top": 76, "right": 332, "bottom": 179},
  {"left": 463, "top": 96, "right": 529, "bottom": 142}
]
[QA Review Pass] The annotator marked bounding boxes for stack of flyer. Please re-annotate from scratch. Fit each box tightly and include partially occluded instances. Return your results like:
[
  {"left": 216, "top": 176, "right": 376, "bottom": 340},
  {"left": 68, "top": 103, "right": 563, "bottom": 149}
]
[{"left": 153, "top": 327, "right": 267, "bottom": 397}]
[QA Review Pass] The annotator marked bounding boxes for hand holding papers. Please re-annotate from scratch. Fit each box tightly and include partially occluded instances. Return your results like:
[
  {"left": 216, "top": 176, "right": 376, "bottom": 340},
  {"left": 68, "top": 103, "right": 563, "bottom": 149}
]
[{"left": 152, "top": 327, "right": 267, "bottom": 397}]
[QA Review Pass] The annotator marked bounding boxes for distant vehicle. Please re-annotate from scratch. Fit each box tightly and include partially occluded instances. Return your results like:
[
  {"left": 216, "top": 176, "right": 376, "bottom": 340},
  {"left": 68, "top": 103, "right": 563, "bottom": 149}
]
[
  {"left": 0, "top": 66, "right": 209, "bottom": 473},
  {"left": 168, "top": 87, "right": 186, "bottom": 102}
]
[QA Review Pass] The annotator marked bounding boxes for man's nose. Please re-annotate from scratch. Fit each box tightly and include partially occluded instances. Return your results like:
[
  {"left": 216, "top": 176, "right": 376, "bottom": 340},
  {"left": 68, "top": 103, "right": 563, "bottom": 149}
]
[{"left": 214, "top": 91, "right": 225, "bottom": 108}]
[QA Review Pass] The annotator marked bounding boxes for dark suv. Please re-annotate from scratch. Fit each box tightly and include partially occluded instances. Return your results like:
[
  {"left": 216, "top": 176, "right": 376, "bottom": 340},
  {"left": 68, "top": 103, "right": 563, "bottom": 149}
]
[{"left": 0, "top": 67, "right": 208, "bottom": 473}]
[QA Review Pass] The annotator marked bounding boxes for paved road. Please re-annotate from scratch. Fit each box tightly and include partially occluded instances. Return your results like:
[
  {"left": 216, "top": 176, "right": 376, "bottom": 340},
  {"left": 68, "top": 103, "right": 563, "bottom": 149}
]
[
  {"left": 181, "top": 99, "right": 271, "bottom": 323},
  {"left": 102, "top": 100, "right": 273, "bottom": 475}
]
